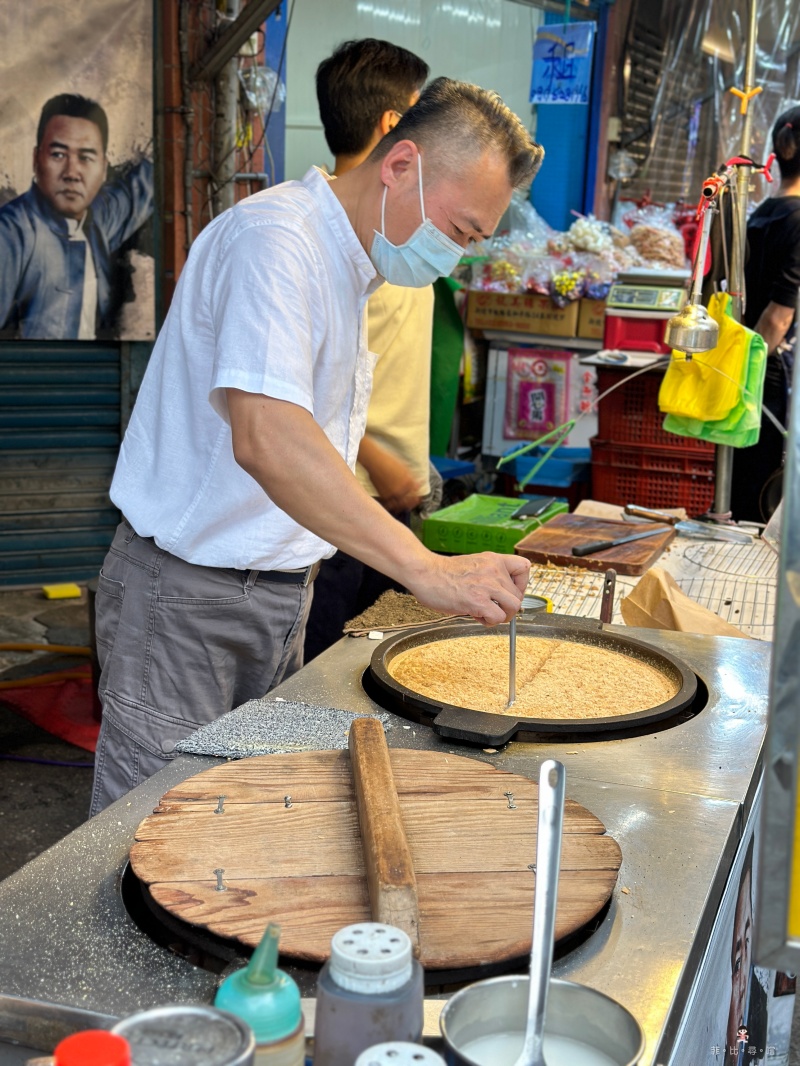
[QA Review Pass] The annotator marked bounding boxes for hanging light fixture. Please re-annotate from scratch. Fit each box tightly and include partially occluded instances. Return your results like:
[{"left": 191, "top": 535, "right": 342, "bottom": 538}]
[{"left": 664, "top": 203, "right": 719, "bottom": 354}]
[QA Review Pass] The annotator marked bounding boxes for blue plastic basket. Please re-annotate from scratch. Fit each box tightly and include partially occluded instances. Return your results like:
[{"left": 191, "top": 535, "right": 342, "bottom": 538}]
[
  {"left": 430, "top": 455, "right": 477, "bottom": 480},
  {"left": 503, "top": 446, "right": 591, "bottom": 489}
]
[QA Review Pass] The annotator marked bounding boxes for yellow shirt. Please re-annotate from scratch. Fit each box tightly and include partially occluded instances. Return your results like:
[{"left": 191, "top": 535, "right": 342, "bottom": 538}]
[{"left": 357, "top": 281, "right": 434, "bottom": 498}]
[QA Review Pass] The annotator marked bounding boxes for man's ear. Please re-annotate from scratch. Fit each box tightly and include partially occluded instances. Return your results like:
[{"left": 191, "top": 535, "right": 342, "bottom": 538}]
[
  {"left": 378, "top": 109, "right": 398, "bottom": 137},
  {"left": 378, "top": 139, "right": 418, "bottom": 190}
]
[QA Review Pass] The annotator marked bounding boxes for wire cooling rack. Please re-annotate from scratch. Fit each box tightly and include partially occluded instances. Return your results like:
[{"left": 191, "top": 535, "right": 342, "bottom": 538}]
[
  {"left": 525, "top": 537, "right": 778, "bottom": 641},
  {"left": 526, "top": 566, "right": 638, "bottom": 626},
  {"left": 672, "top": 540, "right": 778, "bottom": 640}
]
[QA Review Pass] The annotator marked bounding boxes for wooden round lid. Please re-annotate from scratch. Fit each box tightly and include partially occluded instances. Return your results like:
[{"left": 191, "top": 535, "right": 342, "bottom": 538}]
[{"left": 130, "top": 748, "right": 621, "bottom": 970}]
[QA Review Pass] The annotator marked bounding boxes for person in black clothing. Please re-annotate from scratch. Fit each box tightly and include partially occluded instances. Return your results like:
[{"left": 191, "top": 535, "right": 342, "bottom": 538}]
[{"left": 731, "top": 106, "right": 800, "bottom": 522}]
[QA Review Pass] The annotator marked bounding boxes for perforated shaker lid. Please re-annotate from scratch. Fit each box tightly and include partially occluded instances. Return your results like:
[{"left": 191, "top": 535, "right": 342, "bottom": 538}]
[
  {"left": 328, "top": 923, "right": 413, "bottom": 994},
  {"left": 355, "top": 1044, "right": 446, "bottom": 1066}
]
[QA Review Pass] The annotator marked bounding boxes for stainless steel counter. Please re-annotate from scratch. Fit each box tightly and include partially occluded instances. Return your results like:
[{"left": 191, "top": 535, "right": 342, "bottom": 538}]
[{"left": 0, "top": 624, "right": 770, "bottom": 1065}]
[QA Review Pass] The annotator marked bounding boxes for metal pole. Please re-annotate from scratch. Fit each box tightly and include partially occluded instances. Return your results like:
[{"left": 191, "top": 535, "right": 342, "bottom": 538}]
[
  {"left": 714, "top": 0, "right": 758, "bottom": 516},
  {"left": 212, "top": 0, "right": 242, "bottom": 218},
  {"left": 754, "top": 286, "right": 800, "bottom": 973}
]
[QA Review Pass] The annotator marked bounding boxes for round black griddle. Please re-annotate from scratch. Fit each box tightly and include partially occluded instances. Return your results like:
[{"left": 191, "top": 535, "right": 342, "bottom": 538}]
[{"left": 366, "top": 615, "right": 698, "bottom": 746}]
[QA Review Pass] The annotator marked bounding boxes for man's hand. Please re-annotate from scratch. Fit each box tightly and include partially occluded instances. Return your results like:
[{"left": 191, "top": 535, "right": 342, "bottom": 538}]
[
  {"left": 358, "top": 436, "right": 422, "bottom": 513},
  {"left": 404, "top": 551, "right": 531, "bottom": 626}
]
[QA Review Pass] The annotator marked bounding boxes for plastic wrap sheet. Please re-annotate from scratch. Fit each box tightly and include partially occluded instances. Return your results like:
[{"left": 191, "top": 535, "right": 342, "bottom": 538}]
[{"left": 624, "top": 0, "right": 800, "bottom": 204}]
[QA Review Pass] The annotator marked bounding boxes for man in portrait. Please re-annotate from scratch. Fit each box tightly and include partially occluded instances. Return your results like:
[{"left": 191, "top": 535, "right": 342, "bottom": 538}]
[{"left": 0, "top": 92, "right": 153, "bottom": 340}]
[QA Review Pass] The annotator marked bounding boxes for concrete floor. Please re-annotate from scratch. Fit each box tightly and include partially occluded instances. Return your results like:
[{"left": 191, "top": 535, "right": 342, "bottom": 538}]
[
  {"left": 0, "top": 587, "right": 95, "bottom": 884},
  {"left": 1, "top": 585, "right": 800, "bottom": 1065}
]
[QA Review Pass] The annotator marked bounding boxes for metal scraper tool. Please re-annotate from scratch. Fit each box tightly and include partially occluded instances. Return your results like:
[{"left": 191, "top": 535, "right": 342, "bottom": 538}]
[
  {"left": 624, "top": 503, "right": 753, "bottom": 543},
  {"left": 507, "top": 613, "right": 517, "bottom": 708}
]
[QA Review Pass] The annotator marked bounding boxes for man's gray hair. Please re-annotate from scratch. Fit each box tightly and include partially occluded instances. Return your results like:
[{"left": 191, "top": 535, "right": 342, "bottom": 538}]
[{"left": 370, "top": 76, "right": 544, "bottom": 189}]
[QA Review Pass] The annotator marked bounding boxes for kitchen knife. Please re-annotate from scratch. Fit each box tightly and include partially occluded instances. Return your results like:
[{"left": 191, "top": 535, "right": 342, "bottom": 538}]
[
  {"left": 624, "top": 504, "right": 753, "bottom": 543},
  {"left": 572, "top": 525, "right": 670, "bottom": 557}
]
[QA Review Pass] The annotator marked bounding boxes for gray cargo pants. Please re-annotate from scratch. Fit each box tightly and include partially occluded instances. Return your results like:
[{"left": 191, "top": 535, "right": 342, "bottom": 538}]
[{"left": 90, "top": 520, "right": 312, "bottom": 816}]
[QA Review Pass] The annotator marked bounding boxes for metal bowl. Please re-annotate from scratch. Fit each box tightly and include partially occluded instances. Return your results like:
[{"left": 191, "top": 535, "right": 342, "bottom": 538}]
[
  {"left": 367, "top": 617, "right": 698, "bottom": 746},
  {"left": 440, "top": 974, "right": 645, "bottom": 1066}
]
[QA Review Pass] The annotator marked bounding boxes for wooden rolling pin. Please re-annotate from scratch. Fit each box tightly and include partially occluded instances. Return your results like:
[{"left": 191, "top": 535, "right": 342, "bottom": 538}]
[{"left": 348, "top": 717, "right": 421, "bottom": 956}]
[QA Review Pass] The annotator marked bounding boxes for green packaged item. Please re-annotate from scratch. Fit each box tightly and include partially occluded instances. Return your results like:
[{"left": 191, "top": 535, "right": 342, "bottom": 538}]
[
  {"left": 421, "top": 494, "right": 567, "bottom": 555},
  {"left": 662, "top": 305, "right": 768, "bottom": 449}
]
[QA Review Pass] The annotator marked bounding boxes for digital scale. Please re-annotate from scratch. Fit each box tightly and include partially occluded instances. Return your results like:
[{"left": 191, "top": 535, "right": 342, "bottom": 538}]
[
  {"left": 606, "top": 281, "right": 685, "bottom": 311},
  {"left": 580, "top": 267, "right": 690, "bottom": 368}
]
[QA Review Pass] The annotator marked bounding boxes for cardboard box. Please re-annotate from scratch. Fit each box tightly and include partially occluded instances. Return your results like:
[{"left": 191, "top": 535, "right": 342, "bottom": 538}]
[
  {"left": 421, "top": 493, "right": 568, "bottom": 555},
  {"left": 466, "top": 291, "right": 580, "bottom": 338},
  {"left": 577, "top": 298, "right": 606, "bottom": 340}
]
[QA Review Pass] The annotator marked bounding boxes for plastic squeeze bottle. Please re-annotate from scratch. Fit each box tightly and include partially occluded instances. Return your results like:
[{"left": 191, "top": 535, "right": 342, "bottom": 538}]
[
  {"left": 313, "top": 923, "right": 424, "bottom": 1066},
  {"left": 214, "top": 922, "right": 305, "bottom": 1066}
]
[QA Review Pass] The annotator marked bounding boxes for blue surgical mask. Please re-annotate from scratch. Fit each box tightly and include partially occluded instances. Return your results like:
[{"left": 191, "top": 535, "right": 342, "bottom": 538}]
[{"left": 370, "top": 153, "right": 464, "bottom": 287}]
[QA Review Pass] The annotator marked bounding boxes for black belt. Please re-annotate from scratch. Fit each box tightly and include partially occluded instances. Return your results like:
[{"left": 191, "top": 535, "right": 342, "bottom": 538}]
[{"left": 253, "top": 561, "right": 322, "bottom": 587}]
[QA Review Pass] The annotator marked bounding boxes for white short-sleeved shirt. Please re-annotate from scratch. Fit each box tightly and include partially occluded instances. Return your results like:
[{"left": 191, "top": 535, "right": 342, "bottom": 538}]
[{"left": 111, "top": 167, "right": 380, "bottom": 569}]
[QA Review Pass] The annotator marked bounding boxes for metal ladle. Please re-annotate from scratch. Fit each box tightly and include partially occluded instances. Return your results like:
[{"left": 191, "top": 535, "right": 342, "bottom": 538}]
[{"left": 512, "top": 758, "right": 566, "bottom": 1066}]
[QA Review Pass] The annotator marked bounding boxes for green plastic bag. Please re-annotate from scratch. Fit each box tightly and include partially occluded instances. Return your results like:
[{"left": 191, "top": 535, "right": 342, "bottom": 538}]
[{"left": 663, "top": 310, "right": 767, "bottom": 448}]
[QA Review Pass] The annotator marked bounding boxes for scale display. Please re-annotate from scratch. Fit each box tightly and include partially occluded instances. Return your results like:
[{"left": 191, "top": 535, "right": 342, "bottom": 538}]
[{"left": 607, "top": 284, "right": 686, "bottom": 311}]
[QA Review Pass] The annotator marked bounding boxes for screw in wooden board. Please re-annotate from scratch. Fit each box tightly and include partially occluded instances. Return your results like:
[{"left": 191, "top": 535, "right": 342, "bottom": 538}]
[
  {"left": 504, "top": 791, "right": 517, "bottom": 809},
  {"left": 284, "top": 795, "right": 292, "bottom": 808},
  {"left": 214, "top": 795, "right": 226, "bottom": 814},
  {"left": 214, "top": 868, "right": 227, "bottom": 892}
]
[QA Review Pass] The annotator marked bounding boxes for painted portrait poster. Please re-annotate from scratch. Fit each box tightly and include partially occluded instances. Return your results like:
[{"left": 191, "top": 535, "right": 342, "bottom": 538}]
[
  {"left": 503, "top": 350, "right": 571, "bottom": 441},
  {"left": 0, "top": 0, "right": 154, "bottom": 341}
]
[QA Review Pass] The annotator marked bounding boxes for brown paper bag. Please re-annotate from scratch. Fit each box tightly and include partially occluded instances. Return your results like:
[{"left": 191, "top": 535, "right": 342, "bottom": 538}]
[{"left": 620, "top": 566, "right": 750, "bottom": 639}]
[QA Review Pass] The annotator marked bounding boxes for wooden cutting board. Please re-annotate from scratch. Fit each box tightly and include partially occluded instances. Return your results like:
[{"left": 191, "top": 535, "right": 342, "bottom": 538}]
[
  {"left": 515, "top": 514, "right": 675, "bottom": 575},
  {"left": 130, "top": 749, "right": 622, "bottom": 970}
]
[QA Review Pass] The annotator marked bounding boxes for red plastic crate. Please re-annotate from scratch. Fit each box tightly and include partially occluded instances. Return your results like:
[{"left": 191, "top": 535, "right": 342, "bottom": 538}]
[
  {"left": 596, "top": 368, "right": 715, "bottom": 453},
  {"left": 592, "top": 439, "right": 716, "bottom": 476},
  {"left": 591, "top": 438, "right": 716, "bottom": 513}
]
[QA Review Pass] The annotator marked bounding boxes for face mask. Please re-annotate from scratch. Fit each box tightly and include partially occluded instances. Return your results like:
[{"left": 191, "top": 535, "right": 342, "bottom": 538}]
[{"left": 370, "top": 153, "right": 464, "bottom": 287}]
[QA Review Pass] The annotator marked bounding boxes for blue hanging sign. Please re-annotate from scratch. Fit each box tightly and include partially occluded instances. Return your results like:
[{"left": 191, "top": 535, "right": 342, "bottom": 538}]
[{"left": 530, "top": 22, "right": 596, "bottom": 105}]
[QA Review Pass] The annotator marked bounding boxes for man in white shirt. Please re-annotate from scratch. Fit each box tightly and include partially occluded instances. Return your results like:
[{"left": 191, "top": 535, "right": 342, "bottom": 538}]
[
  {"left": 90, "top": 77, "right": 544, "bottom": 814},
  {"left": 305, "top": 38, "right": 434, "bottom": 660}
]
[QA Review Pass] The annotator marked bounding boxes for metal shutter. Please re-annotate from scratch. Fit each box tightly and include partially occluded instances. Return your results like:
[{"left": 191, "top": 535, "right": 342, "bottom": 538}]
[{"left": 0, "top": 342, "right": 121, "bottom": 586}]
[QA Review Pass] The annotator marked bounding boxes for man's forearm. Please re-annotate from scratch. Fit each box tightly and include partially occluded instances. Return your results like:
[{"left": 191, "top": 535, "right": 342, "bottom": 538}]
[
  {"left": 228, "top": 390, "right": 429, "bottom": 584},
  {"left": 357, "top": 434, "right": 422, "bottom": 512},
  {"left": 226, "top": 389, "right": 531, "bottom": 625},
  {"left": 754, "top": 301, "right": 795, "bottom": 355}
]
